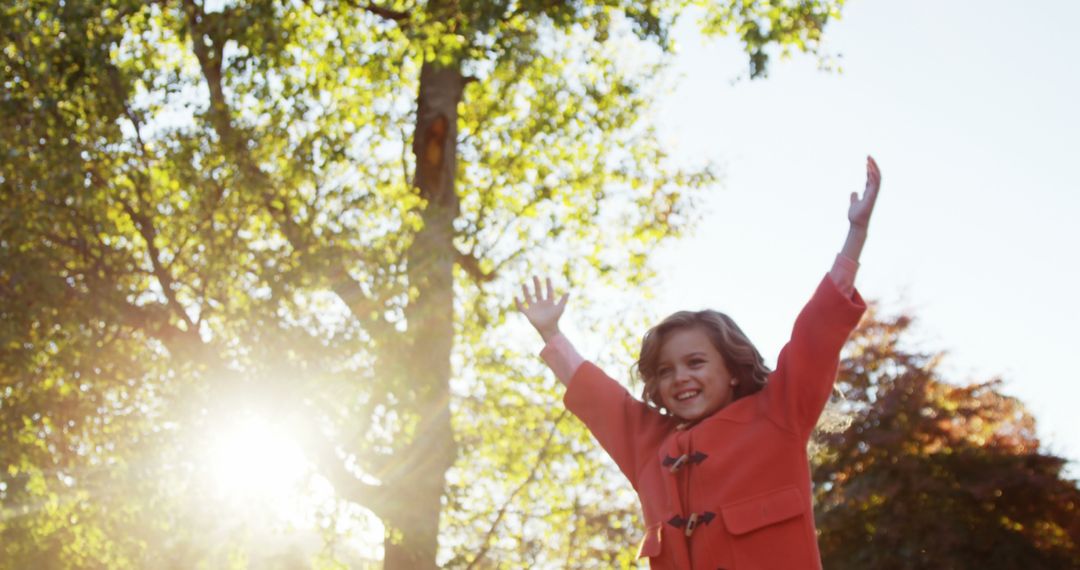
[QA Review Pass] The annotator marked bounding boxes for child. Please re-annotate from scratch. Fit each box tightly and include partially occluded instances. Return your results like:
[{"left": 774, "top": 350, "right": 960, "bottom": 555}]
[{"left": 516, "top": 157, "right": 881, "bottom": 569}]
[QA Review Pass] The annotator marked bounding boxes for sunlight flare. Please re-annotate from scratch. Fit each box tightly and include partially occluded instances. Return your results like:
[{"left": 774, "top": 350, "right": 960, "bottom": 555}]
[{"left": 205, "top": 415, "right": 309, "bottom": 512}]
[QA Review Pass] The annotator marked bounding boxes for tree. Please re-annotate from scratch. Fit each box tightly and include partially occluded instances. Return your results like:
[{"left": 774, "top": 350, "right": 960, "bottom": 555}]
[
  {"left": 814, "top": 310, "right": 1080, "bottom": 569},
  {"left": 2, "top": 0, "right": 847, "bottom": 567}
]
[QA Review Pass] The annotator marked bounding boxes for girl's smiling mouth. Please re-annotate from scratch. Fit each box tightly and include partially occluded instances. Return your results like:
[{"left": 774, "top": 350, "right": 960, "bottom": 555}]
[{"left": 675, "top": 389, "right": 701, "bottom": 401}]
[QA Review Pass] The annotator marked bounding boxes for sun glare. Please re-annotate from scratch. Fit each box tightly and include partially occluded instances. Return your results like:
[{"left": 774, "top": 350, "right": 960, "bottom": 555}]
[{"left": 206, "top": 415, "right": 310, "bottom": 515}]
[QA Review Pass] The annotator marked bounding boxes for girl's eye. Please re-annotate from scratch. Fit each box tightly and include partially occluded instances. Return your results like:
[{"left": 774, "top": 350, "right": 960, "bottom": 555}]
[{"left": 657, "top": 368, "right": 672, "bottom": 378}]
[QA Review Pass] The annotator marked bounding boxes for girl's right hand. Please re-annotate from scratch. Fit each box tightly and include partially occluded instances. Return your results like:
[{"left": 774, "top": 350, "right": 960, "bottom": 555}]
[{"left": 515, "top": 276, "right": 568, "bottom": 342}]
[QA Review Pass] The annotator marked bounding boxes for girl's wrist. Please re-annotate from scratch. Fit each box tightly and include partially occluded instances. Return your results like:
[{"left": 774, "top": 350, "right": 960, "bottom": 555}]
[
  {"left": 538, "top": 326, "right": 561, "bottom": 344},
  {"left": 840, "top": 224, "right": 869, "bottom": 263}
]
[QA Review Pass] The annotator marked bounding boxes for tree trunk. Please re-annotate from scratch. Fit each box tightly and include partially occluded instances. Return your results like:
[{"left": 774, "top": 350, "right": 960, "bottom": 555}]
[{"left": 382, "top": 61, "right": 464, "bottom": 570}]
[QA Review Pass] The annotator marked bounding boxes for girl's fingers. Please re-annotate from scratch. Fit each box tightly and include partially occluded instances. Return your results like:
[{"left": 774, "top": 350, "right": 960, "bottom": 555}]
[
  {"left": 520, "top": 276, "right": 566, "bottom": 308},
  {"left": 557, "top": 293, "right": 569, "bottom": 309}
]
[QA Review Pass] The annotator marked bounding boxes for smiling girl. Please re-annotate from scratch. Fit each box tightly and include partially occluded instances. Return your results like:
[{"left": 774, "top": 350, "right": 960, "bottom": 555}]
[{"left": 516, "top": 157, "right": 881, "bottom": 569}]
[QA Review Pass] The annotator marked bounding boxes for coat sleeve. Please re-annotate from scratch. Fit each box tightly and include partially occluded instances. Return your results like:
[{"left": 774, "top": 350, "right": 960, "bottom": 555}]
[
  {"left": 762, "top": 274, "right": 866, "bottom": 439},
  {"left": 562, "top": 363, "right": 671, "bottom": 488}
]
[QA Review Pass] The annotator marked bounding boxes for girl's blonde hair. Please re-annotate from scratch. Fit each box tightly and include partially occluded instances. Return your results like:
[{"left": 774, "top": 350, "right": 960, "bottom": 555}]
[{"left": 634, "top": 310, "right": 772, "bottom": 414}]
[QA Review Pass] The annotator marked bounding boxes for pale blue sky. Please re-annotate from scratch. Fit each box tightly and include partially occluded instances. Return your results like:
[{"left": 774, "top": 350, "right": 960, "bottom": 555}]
[{"left": 650, "top": 0, "right": 1080, "bottom": 472}]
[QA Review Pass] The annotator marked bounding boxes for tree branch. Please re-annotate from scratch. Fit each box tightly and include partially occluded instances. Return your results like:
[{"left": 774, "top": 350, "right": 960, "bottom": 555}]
[
  {"left": 118, "top": 198, "right": 197, "bottom": 335},
  {"left": 466, "top": 410, "right": 569, "bottom": 570},
  {"left": 303, "top": 426, "right": 395, "bottom": 522},
  {"left": 182, "top": 0, "right": 397, "bottom": 342},
  {"left": 456, "top": 247, "right": 497, "bottom": 284},
  {"left": 353, "top": 1, "right": 410, "bottom": 22}
]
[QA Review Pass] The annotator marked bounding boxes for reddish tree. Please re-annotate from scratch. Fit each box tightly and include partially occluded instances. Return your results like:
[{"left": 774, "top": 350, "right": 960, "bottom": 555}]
[{"left": 813, "top": 310, "right": 1080, "bottom": 569}]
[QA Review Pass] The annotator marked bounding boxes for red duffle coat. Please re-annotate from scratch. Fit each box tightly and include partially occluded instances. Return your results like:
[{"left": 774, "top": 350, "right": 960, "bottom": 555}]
[{"left": 562, "top": 275, "right": 865, "bottom": 569}]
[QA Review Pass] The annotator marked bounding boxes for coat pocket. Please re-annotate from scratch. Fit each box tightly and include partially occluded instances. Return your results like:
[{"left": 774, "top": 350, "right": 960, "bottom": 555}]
[
  {"left": 720, "top": 486, "right": 814, "bottom": 569},
  {"left": 636, "top": 522, "right": 663, "bottom": 559}
]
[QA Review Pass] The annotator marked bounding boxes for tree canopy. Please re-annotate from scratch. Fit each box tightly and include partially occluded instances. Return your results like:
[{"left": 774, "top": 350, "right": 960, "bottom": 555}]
[
  {"left": 2, "top": 0, "right": 852, "bottom": 567},
  {"left": 814, "top": 310, "right": 1080, "bottom": 570}
]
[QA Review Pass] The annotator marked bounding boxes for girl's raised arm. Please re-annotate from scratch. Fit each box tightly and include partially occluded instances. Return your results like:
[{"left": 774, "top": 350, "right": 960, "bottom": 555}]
[
  {"left": 768, "top": 156, "right": 880, "bottom": 435},
  {"left": 830, "top": 156, "right": 881, "bottom": 297},
  {"left": 516, "top": 276, "right": 671, "bottom": 486},
  {"left": 516, "top": 276, "right": 581, "bottom": 386}
]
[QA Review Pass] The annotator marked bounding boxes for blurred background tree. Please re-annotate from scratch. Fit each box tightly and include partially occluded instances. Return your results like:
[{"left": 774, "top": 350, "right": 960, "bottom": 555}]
[
  {"left": 2, "top": 0, "right": 848, "bottom": 567},
  {"left": 814, "top": 310, "right": 1080, "bottom": 570}
]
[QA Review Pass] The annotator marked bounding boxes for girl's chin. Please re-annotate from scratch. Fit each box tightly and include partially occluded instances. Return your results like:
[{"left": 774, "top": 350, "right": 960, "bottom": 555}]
[
  {"left": 671, "top": 402, "right": 725, "bottom": 422},
  {"left": 672, "top": 407, "right": 708, "bottom": 422}
]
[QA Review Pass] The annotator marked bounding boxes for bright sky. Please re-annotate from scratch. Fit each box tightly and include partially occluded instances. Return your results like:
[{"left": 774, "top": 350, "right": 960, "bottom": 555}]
[{"left": 650, "top": 0, "right": 1080, "bottom": 474}]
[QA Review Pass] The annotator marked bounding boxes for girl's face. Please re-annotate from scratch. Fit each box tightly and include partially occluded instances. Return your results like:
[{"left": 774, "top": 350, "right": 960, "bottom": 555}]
[{"left": 656, "top": 327, "right": 735, "bottom": 421}]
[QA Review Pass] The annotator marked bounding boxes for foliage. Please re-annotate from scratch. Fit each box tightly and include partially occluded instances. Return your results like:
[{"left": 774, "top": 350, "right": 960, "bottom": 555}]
[{"left": 814, "top": 310, "right": 1080, "bottom": 569}]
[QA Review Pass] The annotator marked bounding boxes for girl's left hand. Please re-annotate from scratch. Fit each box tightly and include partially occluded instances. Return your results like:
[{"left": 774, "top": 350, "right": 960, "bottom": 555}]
[{"left": 849, "top": 156, "right": 881, "bottom": 229}]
